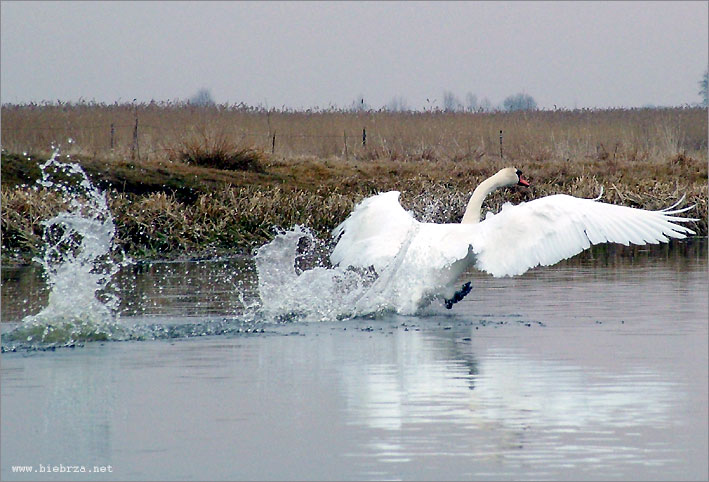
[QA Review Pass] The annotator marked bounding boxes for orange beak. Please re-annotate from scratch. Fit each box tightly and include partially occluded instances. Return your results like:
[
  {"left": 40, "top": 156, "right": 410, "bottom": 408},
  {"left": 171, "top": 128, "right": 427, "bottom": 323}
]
[{"left": 518, "top": 176, "right": 530, "bottom": 187}]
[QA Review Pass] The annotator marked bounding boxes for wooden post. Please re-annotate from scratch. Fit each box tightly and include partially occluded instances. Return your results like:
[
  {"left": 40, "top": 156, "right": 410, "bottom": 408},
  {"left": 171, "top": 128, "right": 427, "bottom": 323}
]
[
  {"left": 499, "top": 130, "right": 503, "bottom": 159},
  {"left": 110, "top": 123, "right": 115, "bottom": 150},
  {"left": 362, "top": 127, "right": 366, "bottom": 148},
  {"left": 344, "top": 130, "right": 348, "bottom": 159},
  {"left": 132, "top": 117, "right": 139, "bottom": 160},
  {"left": 272, "top": 132, "right": 276, "bottom": 154}
]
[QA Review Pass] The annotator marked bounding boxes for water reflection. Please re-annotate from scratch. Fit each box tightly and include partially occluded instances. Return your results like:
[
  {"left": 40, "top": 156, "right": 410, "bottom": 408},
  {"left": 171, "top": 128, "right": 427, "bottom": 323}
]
[
  {"left": 116, "top": 257, "right": 259, "bottom": 318},
  {"left": 341, "top": 334, "right": 479, "bottom": 431},
  {"left": 1, "top": 239, "right": 707, "bottom": 480},
  {"left": 1, "top": 257, "right": 259, "bottom": 323},
  {"left": 336, "top": 326, "right": 687, "bottom": 478},
  {"left": 1, "top": 264, "right": 47, "bottom": 322},
  {"left": 2, "top": 313, "right": 706, "bottom": 480},
  {"left": 1, "top": 349, "right": 117, "bottom": 474}
]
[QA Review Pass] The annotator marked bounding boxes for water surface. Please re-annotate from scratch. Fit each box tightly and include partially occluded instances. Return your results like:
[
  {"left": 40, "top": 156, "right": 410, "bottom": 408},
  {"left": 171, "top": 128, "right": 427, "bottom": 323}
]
[{"left": 1, "top": 241, "right": 707, "bottom": 481}]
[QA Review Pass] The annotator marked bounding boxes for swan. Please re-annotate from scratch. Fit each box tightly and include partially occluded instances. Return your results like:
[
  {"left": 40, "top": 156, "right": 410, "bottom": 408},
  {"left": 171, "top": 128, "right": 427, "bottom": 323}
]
[{"left": 330, "top": 167, "right": 696, "bottom": 312}]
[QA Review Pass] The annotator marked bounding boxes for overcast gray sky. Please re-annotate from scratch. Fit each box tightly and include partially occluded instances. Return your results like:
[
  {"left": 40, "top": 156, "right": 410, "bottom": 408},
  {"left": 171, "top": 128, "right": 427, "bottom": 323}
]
[{"left": 1, "top": 1, "right": 707, "bottom": 110}]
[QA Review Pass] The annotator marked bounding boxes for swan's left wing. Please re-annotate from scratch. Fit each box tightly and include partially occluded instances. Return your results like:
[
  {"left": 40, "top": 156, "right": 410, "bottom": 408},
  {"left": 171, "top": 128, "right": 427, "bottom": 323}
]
[
  {"left": 470, "top": 194, "right": 696, "bottom": 277},
  {"left": 330, "top": 191, "right": 417, "bottom": 272}
]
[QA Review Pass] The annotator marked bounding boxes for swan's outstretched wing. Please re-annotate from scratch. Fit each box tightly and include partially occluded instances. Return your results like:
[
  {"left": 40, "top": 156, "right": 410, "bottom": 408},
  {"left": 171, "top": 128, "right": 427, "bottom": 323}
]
[
  {"left": 330, "top": 191, "right": 417, "bottom": 272},
  {"left": 471, "top": 194, "right": 696, "bottom": 277}
]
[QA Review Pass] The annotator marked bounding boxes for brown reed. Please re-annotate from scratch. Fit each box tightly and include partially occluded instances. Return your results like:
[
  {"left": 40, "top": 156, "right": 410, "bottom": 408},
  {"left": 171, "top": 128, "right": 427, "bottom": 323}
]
[{"left": 1, "top": 103, "right": 706, "bottom": 263}]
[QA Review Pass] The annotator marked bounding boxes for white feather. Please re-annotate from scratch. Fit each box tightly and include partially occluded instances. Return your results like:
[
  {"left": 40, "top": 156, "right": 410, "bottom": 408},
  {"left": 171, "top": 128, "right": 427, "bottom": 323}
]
[{"left": 331, "top": 191, "right": 696, "bottom": 281}]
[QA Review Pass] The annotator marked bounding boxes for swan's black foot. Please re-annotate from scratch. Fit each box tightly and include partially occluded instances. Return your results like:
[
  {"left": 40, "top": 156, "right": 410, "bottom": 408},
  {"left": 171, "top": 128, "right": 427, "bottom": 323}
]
[{"left": 444, "top": 282, "right": 472, "bottom": 309}]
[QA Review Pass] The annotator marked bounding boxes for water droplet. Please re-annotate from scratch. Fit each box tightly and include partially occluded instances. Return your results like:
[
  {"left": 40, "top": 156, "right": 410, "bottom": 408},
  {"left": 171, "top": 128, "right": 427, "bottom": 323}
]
[{"left": 7, "top": 148, "right": 130, "bottom": 348}]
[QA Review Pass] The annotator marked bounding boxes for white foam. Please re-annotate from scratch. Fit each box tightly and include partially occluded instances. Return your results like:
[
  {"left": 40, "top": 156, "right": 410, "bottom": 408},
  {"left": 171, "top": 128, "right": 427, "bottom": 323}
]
[{"left": 254, "top": 225, "right": 464, "bottom": 321}]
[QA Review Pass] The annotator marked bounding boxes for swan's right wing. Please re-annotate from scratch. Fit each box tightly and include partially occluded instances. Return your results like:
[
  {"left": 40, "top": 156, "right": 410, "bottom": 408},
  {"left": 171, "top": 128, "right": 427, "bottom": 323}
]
[
  {"left": 470, "top": 194, "right": 696, "bottom": 277},
  {"left": 330, "top": 191, "right": 417, "bottom": 272}
]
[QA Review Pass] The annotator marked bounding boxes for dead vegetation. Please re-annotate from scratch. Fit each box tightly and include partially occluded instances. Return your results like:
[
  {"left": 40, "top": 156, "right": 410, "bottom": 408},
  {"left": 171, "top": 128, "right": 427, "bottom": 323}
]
[
  {"left": 1, "top": 103, "right": 706, "bottom": 263},
  {"left": 167, "top": 126, "right": 266, "bottom": 172}
]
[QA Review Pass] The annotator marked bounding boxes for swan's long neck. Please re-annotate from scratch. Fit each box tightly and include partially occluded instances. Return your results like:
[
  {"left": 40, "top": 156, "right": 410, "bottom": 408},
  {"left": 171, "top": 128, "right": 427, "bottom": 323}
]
[{"left": 461, "top": 174, "right": 507, "bottom": 224}]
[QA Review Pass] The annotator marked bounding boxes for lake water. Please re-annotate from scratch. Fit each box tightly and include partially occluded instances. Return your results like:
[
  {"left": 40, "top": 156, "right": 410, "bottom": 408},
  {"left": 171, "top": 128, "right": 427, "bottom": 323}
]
[{"left": 1, "top": 240, "right": 707, "bottom": 481}]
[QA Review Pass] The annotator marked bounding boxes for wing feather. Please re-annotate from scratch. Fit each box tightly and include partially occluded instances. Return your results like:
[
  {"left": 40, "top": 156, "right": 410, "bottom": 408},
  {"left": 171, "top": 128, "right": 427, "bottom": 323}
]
[
  {"left": 471, "top": 194, "right": 695, "bottom": 277},
  {"left": 331, "top": 191, "right": 696, "bottom": 281},
  {"left": 330, "top": 191, "right": 416, "bottom": 272}
]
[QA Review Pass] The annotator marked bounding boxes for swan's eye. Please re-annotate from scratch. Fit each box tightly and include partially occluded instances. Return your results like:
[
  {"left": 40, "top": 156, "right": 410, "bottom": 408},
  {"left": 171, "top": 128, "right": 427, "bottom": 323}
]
[{"left": 516, "top": 169, "right": 522, "bottom": 177}]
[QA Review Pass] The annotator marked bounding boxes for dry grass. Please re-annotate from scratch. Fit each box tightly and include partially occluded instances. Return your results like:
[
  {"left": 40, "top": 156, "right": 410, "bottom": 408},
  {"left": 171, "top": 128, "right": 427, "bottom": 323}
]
[
  {"left": 1, "top": 103, "right": 706, "bottom": 263},
  {"left": 2, "top": 102, "right": 706, "bottom": 163},
  {"left": 166, "top": 126, "right": 266, "bottom": 172},
  {"left": 1, "top": 189, "right": 68, "bottom": 259}
]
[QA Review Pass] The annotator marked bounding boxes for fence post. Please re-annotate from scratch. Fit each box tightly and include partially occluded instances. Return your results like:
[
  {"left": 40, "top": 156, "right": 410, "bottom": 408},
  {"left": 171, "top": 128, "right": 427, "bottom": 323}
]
[
  {"left": 110, "top": 123, "right": 115, "bottom": 150},
  {"left": 272, "top": 132, "right": 276, "bottom": 155},
  {"left": 344, "top": 130, "right": 348, "bottom": 159},
  {"left": 362, "top": 127, "right": 366, "bottom": 148},
  {"left": 499, "top": 130, "right": 503, "bottom": 159},
  {"left": 132, "top": 117, "right": 139, "bottom": 160}
]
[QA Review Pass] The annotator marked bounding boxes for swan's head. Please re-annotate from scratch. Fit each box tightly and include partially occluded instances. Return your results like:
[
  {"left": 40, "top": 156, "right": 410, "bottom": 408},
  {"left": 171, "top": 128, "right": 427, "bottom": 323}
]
[{"left": 497, "top": 167, "right": 530, "bottom": 187}]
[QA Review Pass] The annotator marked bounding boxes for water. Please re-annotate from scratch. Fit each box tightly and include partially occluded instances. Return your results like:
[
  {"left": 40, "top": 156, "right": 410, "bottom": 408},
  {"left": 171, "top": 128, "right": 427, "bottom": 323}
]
[
  {"left": 1, "top": 240, "right": 706, "bottom": 480},
  {"left": 4, "top": 151, "right": 130, "bottom": 345},
  {"left": 1, "top": 157, "right": 707, "bottom": 480}
]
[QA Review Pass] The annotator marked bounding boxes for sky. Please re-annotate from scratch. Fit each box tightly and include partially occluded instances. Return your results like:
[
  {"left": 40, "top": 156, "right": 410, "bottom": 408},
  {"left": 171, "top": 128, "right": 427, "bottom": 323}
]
[{"left": 1, "top": 1, "right": 707, "bottom": 110}]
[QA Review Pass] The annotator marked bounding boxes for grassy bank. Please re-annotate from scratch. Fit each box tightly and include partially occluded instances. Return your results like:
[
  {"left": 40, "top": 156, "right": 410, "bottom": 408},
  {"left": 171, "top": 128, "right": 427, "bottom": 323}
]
[{"left": 2, "top": 104, "right": 707, "bottom": 264}]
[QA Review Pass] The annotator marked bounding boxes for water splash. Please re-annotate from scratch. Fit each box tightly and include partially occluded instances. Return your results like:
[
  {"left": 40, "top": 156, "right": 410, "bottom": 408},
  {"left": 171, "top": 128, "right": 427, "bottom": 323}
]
[
  {"left": 255, "top": 226, "right": 377, "bottom": 322},
  {"left": 1, "top": 151, "right": 462, "bottom": 350},
  {"left": 254, "top": 225, "right": 461, "bottom": 321},
  {"left": 3, "top": 150, "right": 131, "bottom": 347}
]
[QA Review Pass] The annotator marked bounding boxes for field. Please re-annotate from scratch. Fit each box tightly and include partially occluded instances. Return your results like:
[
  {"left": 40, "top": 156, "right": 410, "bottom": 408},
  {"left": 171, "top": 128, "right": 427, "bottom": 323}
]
[{"left": 1, "top": 103, "right": 707, "bottom": 263}]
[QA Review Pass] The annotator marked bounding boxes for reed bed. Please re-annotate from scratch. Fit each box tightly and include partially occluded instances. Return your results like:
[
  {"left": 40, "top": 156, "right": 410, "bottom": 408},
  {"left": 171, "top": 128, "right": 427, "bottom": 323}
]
[
  {"left": 1, "top": 103, "right": 706, "bottom": 263},
  {"left": 2, "top": 102, "right": 706, "bottom": 162}
]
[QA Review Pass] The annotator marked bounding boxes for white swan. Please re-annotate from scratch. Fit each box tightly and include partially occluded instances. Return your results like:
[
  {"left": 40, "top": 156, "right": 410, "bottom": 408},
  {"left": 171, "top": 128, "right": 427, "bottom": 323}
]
[{"left": 330, "top": 167, "right": 696, "bottom": 311}]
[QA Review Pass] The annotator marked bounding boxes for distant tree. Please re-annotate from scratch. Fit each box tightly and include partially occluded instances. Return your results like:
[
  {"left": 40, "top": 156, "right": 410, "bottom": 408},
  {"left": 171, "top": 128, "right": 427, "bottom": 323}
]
[
  {"left": 465, "top": 92, "right": 478, "bottom": 112},
  {"left": 386, "top": 96, "right": 409, "bottom": 112},
  {"left": 189, "top": 88, "right": 215, "bottom": 106},
  {"left": 700, "top": 69, "right": 708, "bottom": 107},
  {"left": 502, "top": 93, "right": 537, "bottom": 111},
  {"left": 443, "top": 91, "right": 463, "bottom": 112}
]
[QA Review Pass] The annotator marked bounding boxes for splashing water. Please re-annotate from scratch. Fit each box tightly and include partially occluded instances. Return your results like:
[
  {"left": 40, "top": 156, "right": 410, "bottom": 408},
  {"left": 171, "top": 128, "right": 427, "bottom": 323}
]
[
  {"left": 2, "top": 151, "right": 462, "bottom": 350},
  {"left": 4, "top": 150, "right": 131, "bottom": 346},
  {"left": 254, "top": 225, "right": 463, "bottom": 321},
  {"left": 254, "top": 226, "right": 377, "bottom": 322}
]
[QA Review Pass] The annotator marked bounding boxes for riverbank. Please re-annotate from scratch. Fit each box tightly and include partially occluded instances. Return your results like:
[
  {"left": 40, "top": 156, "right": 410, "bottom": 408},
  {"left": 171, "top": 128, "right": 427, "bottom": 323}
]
[{"left": 2, "top": 105, "right": 706, "bottom": 264}]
